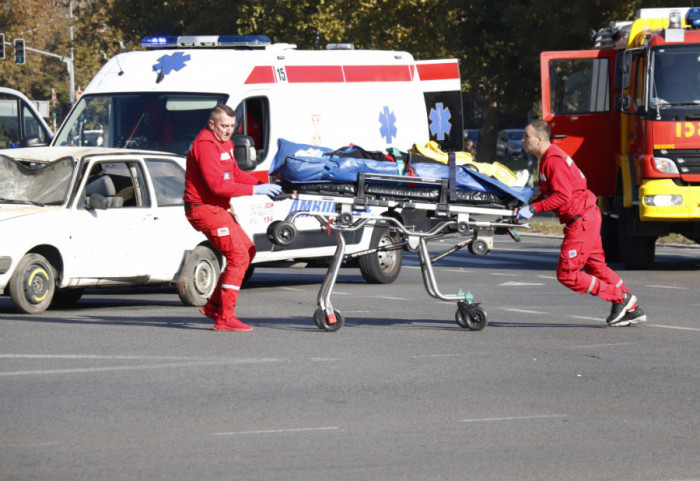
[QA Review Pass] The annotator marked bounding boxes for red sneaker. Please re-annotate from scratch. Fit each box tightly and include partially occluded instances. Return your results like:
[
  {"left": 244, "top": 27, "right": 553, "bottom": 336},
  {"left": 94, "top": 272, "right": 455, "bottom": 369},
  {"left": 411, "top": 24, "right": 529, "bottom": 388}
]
[{"left": 222, "top": 317, "right": 253, "bottom": 332}]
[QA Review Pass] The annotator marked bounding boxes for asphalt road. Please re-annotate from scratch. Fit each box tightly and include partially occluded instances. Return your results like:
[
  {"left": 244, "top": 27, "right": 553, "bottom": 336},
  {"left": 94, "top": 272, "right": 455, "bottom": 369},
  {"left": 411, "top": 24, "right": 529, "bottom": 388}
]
[{"left": 1, "top": 234, "right": 699, "bottom": 481}]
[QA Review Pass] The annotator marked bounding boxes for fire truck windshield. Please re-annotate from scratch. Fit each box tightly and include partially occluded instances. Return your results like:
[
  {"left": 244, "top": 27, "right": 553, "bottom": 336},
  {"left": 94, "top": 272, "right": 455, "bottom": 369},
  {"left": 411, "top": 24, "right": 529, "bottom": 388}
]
[{"left": 650, "top": 46, "right": 700, "bottom": 107}]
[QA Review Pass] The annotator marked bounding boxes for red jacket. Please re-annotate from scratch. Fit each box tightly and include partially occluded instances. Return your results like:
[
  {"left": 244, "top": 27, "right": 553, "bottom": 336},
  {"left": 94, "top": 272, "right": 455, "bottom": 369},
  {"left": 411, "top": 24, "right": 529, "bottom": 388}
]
[
  {"left": 183, "top": 127, "right": 259, "bottom": 208},
  {"left": 532, "top": 144, "right": 597, "bottom": 224}
]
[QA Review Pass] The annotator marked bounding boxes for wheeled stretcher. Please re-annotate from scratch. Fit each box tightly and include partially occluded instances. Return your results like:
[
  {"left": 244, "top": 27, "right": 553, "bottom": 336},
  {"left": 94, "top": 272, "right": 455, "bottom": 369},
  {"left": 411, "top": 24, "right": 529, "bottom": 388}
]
[{"left": 267, "top": 172, "right": 529, "bottom": 332}]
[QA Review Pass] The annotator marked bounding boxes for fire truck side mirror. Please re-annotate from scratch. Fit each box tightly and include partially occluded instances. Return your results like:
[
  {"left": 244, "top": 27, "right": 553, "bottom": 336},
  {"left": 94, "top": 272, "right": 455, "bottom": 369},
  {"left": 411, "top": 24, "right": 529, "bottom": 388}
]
[
  {"left": 615, "top": 94, "right": 631, "bottom": 112},
  {"left": 233, "top": 134, "right": 257, "bottom": 171}
]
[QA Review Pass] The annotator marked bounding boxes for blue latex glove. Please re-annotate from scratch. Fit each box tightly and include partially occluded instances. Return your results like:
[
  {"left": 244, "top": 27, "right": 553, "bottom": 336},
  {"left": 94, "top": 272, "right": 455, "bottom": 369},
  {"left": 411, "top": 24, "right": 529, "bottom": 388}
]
[
  {"left": 253, "top": 183, "right": 282, "bottom": 199},
  {"left": 515, "top": 204, "right": 534, "bottom": 220}
]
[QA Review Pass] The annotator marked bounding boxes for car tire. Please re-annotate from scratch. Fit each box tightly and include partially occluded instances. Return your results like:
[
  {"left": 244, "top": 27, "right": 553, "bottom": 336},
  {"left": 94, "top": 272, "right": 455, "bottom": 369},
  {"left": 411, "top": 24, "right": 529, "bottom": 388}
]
[
  {"left": 9, "top": 253, "right": 56, "bottom": 314},
  {"left": 177, "top": 246, "right": 220, "bottom": 306},
  {"left": 358, "top": 226, "right": 402, "bottom": 284}
]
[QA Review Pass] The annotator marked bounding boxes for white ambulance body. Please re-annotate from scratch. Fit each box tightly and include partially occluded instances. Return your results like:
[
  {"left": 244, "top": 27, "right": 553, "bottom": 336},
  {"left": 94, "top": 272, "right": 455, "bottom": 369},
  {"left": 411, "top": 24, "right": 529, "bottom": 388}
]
[{"left": 52, "top": 35, "right": 462, "bottom": 283}]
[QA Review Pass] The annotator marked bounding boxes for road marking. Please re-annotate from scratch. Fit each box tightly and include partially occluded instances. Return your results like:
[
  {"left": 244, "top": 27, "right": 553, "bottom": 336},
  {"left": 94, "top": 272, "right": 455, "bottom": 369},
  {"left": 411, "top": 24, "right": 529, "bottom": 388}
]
[
  {"left": 0, "top": 357, "right": 285, "bottom": 377},
  {"left": 649, "top": 324, "right": 700, "bottom": 332},
  {"left": 461, "top": 414, "right": 566, "bottom": 423},
  {"left": 570, "top": 342, "right": 638, "bottom": 348},
  {"left": 502, "top": 308, "right": 547, "bottom": 314},
  {"left": 646, "top": 285, "right": 688, "bottom": 290},
  {"left": 378, "top": 296, "right": 410, "bottom": 300},
  {"left": 499, "top": 281, "right": 545, "bottom": 286},
  {"left": 569, "top": 315, "right": 603, "bottom": 322},
  {"left": 213, "top": 427, "right": 340, "bottom": 436}
]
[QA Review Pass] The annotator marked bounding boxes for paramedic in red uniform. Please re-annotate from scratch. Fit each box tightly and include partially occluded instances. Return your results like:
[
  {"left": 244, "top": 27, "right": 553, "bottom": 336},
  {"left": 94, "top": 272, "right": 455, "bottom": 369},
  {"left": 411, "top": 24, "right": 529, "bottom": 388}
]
[
  {"left": 517, "top": 119, "right": 646, "bottom": 327},
  {"left": 184, "top": 104, "right": 281, "bottom": 331}
]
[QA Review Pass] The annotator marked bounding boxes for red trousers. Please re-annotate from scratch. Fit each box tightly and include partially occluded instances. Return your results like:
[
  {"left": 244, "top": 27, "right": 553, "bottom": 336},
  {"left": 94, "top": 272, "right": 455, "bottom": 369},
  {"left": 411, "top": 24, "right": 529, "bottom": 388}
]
[
  {"left": 186, "top": 204, "right": 255, "bottom": 320},
  {"left": 557, "top": 207, "right": 627, "bottom": 303}
]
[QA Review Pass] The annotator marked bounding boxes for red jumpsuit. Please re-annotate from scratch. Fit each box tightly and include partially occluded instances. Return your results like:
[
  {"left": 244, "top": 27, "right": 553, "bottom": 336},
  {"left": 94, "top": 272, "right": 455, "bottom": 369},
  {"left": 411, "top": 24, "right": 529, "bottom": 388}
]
[
  {"left": 184, "top": 127, "right": 260, "bottom": 322},
  {"left": 531, "top": 144, "right": 627, "bottom": 303}
]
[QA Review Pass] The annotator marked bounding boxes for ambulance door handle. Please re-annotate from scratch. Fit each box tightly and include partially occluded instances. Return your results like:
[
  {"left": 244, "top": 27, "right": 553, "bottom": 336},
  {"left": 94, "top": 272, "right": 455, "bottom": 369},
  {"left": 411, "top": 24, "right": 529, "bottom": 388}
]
[{"left": 144, "top": 213, "right": 159, "bottom": 221}]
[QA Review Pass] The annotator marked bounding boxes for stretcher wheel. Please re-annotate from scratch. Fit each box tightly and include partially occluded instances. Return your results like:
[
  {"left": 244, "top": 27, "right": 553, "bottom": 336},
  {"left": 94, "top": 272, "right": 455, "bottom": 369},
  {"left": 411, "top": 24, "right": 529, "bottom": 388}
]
[
  {"left": 457, "top": 222, "right": 469, "bottom": 235},
  {"left": 468, "top": 239, "right": 489, "bottom": 256},
  {"left": 338, "top": 212, "right": 353, "bottom": 225},
  {"left": 455, "top": 305, "right": 488, "bottom": 331},
  {"left": 313, "top": 307, "right": 344, "bottom": 332},
  {"left": 267, "top": 220, "right": 297, "bottom": 246}
]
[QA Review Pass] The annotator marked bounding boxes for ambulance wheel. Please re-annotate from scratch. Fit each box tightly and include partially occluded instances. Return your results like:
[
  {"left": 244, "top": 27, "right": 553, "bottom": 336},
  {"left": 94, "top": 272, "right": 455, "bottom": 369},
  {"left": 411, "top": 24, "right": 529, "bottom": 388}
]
[
  {"left": 468, "top": 239, "right": 489, "bottom": 256},
  {"left": 177, "top": 246, "right": 220, "bottom": 307},
  {"left": 313, "top": 307, "right": 344, "bottom": 332},
  {"left": 9, "top": 253, "right": 56, "bottom": 314},
  {"left": 359, "top": 226, "right": 402, "bottom": 284},
  {"left": 267, "top": 220, "right": 297, "bottom": 247}
]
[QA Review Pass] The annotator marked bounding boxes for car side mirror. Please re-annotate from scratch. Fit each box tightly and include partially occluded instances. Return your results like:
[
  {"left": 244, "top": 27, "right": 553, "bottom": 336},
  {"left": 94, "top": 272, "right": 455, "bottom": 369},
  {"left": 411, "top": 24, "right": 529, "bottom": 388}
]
[{"left": 233, "top": 134, "right": 257, "bottom": 171}]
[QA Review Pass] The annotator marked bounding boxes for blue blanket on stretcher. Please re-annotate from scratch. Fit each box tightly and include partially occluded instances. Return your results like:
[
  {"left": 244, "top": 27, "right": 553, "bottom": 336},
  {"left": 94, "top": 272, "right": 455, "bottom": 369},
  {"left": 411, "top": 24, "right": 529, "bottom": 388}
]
[{"left": 269, "top": 139, "right": 534, "bottom": 204}]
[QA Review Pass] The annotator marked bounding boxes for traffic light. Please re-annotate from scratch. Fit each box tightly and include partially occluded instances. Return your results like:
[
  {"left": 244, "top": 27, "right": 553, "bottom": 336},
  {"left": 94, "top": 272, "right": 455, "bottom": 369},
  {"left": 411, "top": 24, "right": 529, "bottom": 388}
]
[
  {"left": 0, "top": 33, "right": 5, "bottom": 60},
  {"left": 14, "top": 38, "right": 25, "bottom": 64}
]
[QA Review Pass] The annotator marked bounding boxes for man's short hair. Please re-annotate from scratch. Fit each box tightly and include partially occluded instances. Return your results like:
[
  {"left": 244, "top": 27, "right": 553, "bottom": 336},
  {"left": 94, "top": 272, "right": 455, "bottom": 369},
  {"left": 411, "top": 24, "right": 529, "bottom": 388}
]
[
  {"left": 210, "top": 104, "right": 236, "bottom": 121},
  {"left": 529, "top": 118, "right": 550, "bottom": 140}
]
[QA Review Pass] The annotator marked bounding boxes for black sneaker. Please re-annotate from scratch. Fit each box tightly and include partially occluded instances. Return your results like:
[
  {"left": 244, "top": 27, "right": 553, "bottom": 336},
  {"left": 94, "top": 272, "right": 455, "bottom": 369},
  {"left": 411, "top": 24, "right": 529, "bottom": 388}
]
[
  {"left": 606, "top": 292, "right": 637, "bottom": 326},
  {"left": 621, "top": 306, "right": 647, "bottom": 325}
]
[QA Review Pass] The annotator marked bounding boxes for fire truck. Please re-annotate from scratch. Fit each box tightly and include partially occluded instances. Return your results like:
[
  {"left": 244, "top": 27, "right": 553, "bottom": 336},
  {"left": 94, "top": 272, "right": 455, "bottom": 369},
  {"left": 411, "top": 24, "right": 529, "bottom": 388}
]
[{"left": 540, "top": 7, "right": 700, "bottom": 269}]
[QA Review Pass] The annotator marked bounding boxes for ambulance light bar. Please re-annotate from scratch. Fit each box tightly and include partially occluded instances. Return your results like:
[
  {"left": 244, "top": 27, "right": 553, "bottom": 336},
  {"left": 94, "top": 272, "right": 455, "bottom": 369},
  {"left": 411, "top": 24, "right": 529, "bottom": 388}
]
[
  {"left": 687, "top": 8, "right": 700, "bottom": 29},
  {"left": 141, "top": 35, "right": 272, "bottom": 49}
]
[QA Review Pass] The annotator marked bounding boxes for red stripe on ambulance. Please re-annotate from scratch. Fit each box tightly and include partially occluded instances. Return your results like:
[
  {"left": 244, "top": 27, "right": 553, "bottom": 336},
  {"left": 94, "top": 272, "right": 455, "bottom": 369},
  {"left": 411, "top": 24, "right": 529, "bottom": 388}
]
[
  {"left": 415, "top": 61, "right": 460, "bottom": 81},
  {"left": 244, "top": 65, "right": 415, "bottom": 84}
]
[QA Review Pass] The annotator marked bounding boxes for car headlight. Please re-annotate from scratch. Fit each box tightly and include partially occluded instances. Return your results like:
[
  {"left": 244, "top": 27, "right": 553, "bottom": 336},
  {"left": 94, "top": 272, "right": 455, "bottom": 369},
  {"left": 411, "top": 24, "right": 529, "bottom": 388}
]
[
  {"left": 652, "top": 157, "right": 679, "bottom": 174},
  {"left": 643, "top": 194, "right": 683, "bottom": 206}
]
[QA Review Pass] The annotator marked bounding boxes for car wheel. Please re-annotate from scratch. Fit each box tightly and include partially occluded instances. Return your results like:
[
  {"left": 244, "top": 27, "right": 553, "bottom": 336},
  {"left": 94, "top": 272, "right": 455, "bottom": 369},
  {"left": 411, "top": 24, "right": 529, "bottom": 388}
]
[
  {"left": 51, "top": 288, "right": 85, "bottom": 307},
  {"left": 177, "top": 246, "right": 221, "bottom": 306},
  {"left": 358, "top": 225, "right": 402, "bottom": 284},
  {"left": 9, "top": 253, "right": 56, "bottom": 314}
]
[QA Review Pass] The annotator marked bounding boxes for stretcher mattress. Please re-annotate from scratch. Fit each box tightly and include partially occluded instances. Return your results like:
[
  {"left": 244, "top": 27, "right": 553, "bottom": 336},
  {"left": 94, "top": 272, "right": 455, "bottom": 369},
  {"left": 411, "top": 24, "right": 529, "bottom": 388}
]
[{"left": 270, "top": 139, "right": 534, "bottom": 205}]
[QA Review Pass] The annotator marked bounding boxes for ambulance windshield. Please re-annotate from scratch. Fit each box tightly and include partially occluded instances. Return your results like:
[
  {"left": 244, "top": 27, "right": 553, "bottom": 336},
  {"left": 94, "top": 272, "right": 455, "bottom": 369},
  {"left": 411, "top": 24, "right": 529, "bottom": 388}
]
[
  {"left": 54, "top": 93, "right": 227, "bottom": 155},
  {"left": 650, "top": 46, "right": 700, "bottom": 107}
]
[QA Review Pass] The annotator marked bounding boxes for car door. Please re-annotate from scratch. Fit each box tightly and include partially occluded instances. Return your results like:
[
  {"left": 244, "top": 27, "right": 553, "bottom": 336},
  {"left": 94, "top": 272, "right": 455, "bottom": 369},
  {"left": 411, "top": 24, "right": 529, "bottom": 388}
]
[{"left": 67, "top": 158, "right": 161, "bottom": 280}]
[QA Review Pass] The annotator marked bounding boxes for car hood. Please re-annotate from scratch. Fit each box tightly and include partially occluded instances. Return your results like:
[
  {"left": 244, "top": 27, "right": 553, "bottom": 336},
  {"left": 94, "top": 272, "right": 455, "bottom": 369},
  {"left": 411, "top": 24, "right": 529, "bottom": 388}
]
[{"left": 0, "top": 204, "right": 63, "bottom": 222}]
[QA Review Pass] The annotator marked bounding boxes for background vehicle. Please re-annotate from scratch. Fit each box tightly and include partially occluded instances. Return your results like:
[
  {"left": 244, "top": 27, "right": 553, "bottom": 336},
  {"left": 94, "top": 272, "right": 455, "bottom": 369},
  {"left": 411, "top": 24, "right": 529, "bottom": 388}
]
[
  {"left": 463, "top": 128, "right": 479, "bottom": 147},
  {"left": 0, "top": 87, "right": 53, "bottom": 149},
  {"left": 0, "top": 147, "right": 218, "bottom": 314},
  {"left": 50, "top": 35, "right": 464, "bottom": 284},
  {"left": 541, "top": 7, "right": 700, "bottom": 269},
  {"left": 495, "top": 129, "right": 524, "bottom": 159}
]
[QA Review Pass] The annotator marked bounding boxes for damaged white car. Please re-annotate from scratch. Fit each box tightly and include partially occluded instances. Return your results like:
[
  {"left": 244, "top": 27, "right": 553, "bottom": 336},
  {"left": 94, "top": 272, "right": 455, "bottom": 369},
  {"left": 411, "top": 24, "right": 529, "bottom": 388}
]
[{"left": 0, "top": 147, "right": 219, "bottom": 314}]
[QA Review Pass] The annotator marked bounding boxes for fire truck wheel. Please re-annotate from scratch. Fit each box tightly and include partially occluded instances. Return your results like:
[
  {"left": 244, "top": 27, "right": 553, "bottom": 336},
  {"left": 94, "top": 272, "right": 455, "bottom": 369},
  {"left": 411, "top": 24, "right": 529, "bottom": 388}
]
[
  {"left": 177, "top": 246, "right": 220, "bottom": 306},
  {"left": 313, "top": 307, "right": 344, "bottom": 332},
  {"left": 9, "top": 253, "right": 56, "bottom": 314},
  {"left": 359, "top": 226, "right": 402, "bottom": 284}
]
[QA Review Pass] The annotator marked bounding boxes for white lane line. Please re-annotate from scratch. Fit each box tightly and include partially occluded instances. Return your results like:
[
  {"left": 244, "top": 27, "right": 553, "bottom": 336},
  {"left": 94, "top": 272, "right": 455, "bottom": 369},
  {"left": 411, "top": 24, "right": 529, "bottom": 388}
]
[
  {"left": 461, "top": 414, "right": 566, "bottom": 423},
  {"left": 499, "top": 281, "right": 545, "bottom": 286},
  {"left": 214, "top": 427, "right": 340, "bottom": 436},
  {"left": 646, "top": 285, "right": 688, "bottom": 290},
  {"left": 569, "top": 315, "right": 603, "bottom": 322},
  {"left": 649, "top": 324, "right": 700, "bottom": 332},
  {"left": 491, "top": 273, "right": 519, "bottom": 277},
  {"left": 570, "top": 342, "right": 638, "bottom": 349},
  {"left": 502, "top": 308, "right": 548, "bottom": 315},
  {"left": 0, "top": 358, "right": 285, "bottom": 377},
  {"left": 378, "top": 296, "right": 411, "bottom": 300}
]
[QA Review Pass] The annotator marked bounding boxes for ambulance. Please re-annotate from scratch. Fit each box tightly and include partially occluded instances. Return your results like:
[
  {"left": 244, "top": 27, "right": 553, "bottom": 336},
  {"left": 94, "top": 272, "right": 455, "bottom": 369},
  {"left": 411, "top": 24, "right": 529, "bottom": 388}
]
[{"left": 51, "top": 35, "right": 463, "bottom": 283}]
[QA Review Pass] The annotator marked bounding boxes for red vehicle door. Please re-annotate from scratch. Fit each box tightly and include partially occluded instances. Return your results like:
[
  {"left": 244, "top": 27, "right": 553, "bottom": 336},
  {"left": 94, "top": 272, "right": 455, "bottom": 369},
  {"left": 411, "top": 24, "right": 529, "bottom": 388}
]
[{"left": 540, "top": 50, "right": 619, "bottom": 196}]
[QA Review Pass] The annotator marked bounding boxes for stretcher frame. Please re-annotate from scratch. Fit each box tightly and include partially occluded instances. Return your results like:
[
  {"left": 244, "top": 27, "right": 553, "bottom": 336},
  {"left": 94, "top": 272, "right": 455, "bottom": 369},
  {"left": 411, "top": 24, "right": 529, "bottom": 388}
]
[{"left": 268, "top": 172, "right": 528, "bottom": 331}]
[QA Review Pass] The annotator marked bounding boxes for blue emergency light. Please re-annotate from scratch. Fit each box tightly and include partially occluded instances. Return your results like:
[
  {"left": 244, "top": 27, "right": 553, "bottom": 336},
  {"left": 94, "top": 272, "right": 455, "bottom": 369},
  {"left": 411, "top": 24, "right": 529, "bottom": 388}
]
[
  {"left": 686, "top": 8, "right": 700, "bottom": 29},
  {"left": 141, "top": 35, "right": 271, "bottom": 49}
]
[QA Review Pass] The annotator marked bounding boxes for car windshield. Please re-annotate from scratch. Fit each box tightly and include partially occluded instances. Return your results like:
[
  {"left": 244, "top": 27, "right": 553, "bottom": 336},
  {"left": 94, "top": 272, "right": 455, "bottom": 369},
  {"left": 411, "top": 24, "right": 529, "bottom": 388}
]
[
  {"left": 53, "top": 93, "right": 227, "bottom": 155},
  {"left": 0, "top": 155, "right": 75, "bottom": 205}
]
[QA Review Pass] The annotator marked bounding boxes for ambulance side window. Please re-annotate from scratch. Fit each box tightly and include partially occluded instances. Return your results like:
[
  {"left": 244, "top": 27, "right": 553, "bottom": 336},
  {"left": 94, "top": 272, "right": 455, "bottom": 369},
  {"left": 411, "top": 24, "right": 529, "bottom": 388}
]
[{"left": 235, "top": 97, "right": 269, "bottom": 162}]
